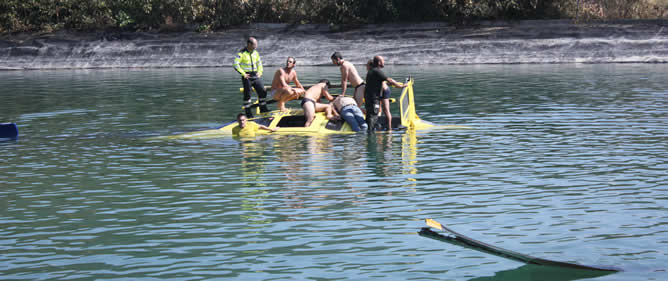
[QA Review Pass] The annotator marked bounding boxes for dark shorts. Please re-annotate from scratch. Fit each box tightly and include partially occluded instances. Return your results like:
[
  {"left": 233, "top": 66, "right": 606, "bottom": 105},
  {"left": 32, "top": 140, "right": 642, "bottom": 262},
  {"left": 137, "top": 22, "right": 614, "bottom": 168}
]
[
  {"left": 380, "top": 86, "right": 391, "bottom": 99},
  {"left": 355, "top": 82, "right": 366, "bottom": 90},
  {"left": 301, "top": 97, "right": 316, "bottom": 107}
]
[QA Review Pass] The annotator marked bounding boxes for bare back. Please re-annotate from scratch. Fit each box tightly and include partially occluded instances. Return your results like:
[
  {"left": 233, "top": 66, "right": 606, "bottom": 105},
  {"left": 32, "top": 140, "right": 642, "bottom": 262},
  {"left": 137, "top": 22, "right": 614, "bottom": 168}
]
[
  {"left": 332, "top": 96, "right": 357, "bottom": 112},
  {"left": 303, "top": 83, "right": 329, "bottom": 102},
  {"left": 302, "top": 82, "right": 334, "bottom": 127}
]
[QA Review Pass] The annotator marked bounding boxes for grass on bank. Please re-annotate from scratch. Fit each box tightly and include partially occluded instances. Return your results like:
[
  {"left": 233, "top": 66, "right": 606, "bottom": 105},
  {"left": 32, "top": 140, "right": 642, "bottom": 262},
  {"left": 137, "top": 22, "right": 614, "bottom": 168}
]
[{"left": 0, "top": 0, "right": 665, "bottom": 34}]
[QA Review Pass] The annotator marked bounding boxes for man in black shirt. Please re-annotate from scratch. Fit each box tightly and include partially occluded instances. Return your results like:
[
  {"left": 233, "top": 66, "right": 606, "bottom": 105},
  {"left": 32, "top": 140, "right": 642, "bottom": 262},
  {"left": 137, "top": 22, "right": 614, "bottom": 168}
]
[{"left": 364, "top": 56, "right": 406, "bottom": 133}]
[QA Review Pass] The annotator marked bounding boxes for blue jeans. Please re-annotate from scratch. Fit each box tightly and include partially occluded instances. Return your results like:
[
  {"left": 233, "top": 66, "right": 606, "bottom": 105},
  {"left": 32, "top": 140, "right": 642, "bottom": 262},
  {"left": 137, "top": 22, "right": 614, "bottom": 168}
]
[{"left": 340, "top": 105, "right": 368, "bottom": 132}]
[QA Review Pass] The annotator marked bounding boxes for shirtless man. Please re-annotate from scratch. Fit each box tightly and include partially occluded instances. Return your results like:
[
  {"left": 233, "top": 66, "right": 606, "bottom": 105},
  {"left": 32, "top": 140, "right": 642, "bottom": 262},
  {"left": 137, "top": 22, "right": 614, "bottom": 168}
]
[
  {"left": 272, "top": 57, "right": 305, "bottom": 112},
  {"left": 331, "top": 52, "right": 365, "bottom": 107},
  {"left": 302, "top": 79, "right": 335, "bottom": 127}
]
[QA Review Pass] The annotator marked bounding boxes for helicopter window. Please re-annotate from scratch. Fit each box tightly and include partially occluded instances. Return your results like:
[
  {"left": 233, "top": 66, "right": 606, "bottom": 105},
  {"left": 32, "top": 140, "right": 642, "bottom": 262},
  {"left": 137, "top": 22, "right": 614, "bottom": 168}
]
[
  {"left": 253, "top": 117, "right": 273, "bottom": 127},
  {"left": 276, "top": 115, "right": 306, "bottom": 127}
]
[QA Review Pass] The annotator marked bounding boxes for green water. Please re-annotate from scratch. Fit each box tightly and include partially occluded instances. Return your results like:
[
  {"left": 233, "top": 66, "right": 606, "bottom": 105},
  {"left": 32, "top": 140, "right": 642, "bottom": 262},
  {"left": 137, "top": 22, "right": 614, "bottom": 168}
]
[{"left": 1, "top": 64, "right": 667, "bottom": 281}]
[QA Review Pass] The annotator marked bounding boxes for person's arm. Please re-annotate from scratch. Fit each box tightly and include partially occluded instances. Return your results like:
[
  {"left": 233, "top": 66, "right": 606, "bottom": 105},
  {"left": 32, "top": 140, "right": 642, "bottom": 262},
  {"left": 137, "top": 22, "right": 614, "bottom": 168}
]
[
  {"left": 386, "top": 78, "right": 406, "bottom": 88},
  {"left": 323, "top": 88, "right": 335, "bottom": 102},
  {"left": 271, "top": 70, "right": 280, "bottom": 88},
  {"left": 258, "top": 124, "right": 278, "bottom": 132},
  {"left": 233, "top": 52, "right": 247, "bottom": 78},
  {"left": 256, "top": 51, "right": 263, "bottom": 77},
  {"left": 325, "top": 104, "right": 339, "bottom": 120},
  {"left": 294, "top": 72, "right": 304, "bottom": 90},
  {"left": 340, "top": 66, "right": 348, "bottom": 96}
]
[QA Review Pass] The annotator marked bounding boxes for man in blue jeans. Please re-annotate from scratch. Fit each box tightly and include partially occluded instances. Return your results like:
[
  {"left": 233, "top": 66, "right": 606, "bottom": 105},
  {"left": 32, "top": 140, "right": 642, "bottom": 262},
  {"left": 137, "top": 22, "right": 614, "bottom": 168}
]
[{"left": 327, "top": 95, "right": 368, "bottom": 132}]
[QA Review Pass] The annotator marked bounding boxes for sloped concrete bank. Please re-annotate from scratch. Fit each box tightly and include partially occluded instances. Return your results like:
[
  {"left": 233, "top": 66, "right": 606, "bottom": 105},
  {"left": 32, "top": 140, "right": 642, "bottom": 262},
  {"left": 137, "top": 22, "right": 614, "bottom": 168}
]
[{"left": 1, "top": 20, "right": 666, "bottom": 70}]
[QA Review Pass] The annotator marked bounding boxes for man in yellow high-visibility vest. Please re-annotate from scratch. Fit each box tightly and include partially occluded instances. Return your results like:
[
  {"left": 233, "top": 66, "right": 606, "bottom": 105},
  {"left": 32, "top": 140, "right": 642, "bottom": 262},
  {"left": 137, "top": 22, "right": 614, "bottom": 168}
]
[{"left": 233, "top": 37, "right": 268, "bottom": 117}]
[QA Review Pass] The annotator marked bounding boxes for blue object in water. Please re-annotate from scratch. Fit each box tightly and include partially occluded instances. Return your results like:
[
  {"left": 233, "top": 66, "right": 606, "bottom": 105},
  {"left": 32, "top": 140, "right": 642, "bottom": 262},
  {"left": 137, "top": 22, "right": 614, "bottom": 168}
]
[{"left": 0, "top": 123, "right": 18, "bottom": 140}]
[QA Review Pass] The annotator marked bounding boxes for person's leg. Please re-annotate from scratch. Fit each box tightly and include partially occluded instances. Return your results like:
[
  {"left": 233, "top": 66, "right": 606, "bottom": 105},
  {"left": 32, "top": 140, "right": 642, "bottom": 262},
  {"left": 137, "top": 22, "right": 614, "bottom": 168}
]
[
  {"left": 303, "top": 102, "right": 316, "bottom": 127},
  {"left": 314, "top": 102, "right": 330, "bottom": 113},
  {"left": 241, "top": 77, "right": 253, "bottom": 117},
  {"left": 365, "top": 101, "right": 379, "bottom": 134},
  {"left": 353, "top": 85, "right": 365, "bottom": 109},
  {"left": 351, "top": 106, "right": 368, "bottom": 132},
  {"left": 251, "top": 78, "right": 269, "bottom": 113},
  {"left": 284, "top": 88, "right": 304, "bottom": 110},
  {"left": 340, "top": 107, "right": 360, "bottom": 132},
  {"left": 325, "top": 105, "right": 338, "bottom": 120},
  {"left": 381, "top": 98, "right": 391, "bottom": 131},
  {"left": 366, "top": 113, "right": 378, "bottom": 134},
  {"left": 273, "top": 88, "right": 291, "bottom": 112},
  {"left": 292, "top": 88, "right": 305, "bottom": 99}
]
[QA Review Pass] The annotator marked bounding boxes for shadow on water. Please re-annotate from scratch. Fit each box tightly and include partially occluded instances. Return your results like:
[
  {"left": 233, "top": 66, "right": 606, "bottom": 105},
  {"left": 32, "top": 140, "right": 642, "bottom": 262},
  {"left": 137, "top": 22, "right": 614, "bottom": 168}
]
[{"left": 470, "top": 264, "right": 615, "bottom": 281}]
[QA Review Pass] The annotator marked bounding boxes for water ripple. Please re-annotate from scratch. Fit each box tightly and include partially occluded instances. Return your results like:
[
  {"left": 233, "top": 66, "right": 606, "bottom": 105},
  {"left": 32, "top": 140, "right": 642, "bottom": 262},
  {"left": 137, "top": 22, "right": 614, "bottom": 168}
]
[{"left": 1, "top": 65, "right": 667, "bottom": 280}]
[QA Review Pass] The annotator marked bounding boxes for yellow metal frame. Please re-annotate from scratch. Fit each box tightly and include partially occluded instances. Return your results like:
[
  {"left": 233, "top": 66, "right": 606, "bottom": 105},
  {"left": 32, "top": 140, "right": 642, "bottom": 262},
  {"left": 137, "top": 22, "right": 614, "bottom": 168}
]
[{"left": 399, "top": 78, "right": 433, "bottom": 130}]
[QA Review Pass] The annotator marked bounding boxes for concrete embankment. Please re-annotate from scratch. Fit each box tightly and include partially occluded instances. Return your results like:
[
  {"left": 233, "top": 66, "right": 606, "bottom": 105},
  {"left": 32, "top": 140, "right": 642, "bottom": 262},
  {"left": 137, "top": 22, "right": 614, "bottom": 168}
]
[{"left": 1, "top": 20, "right": 666, "bottom": 70}]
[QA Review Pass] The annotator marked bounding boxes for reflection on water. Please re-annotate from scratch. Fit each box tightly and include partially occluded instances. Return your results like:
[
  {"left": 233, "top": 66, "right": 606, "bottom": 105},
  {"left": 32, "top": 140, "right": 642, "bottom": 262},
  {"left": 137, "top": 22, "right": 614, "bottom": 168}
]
[
  {"left": 401, "top": 129, "right": 419, "bottom": 183},
  {"left": 471, "top": 264, "right": 615, "bottom": 281},
  {"left": 1, "top": 64, "right": 666, "bottom": 280}
]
